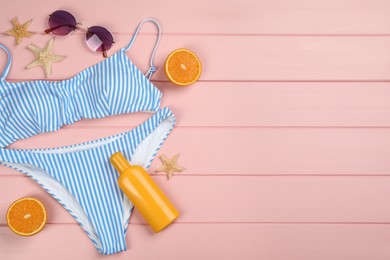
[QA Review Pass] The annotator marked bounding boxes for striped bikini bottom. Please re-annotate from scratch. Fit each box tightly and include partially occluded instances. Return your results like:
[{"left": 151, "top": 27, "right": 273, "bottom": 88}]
[{"left": 0, "top": 107, "right": 175, "bottom": 255}]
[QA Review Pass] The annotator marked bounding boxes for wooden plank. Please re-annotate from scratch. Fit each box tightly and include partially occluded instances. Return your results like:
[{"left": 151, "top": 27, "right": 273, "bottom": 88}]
[
  {"left": 1, "top": 0, "right": 390, "bottom": 34},
  {"left": 0, "top": 79, "right": 389, "bottom": 128},
  {"left": 3, "top": 81, "right": 390, "bottom": 128},
  {"left": 1, "top": 34, "right": 390, "bottom": 81},
  {"left": 1, "top": 224, "right": 390, "bottom": 260},
  {"left": 1, "top": 175, "right": 390, "bottom": 224},
  {"left": 2, "top": 81, "right": 390, "bottom": 127},
  {"left": 72, "top": 82, "right": 390, "bottom": 127},
  {"left": 2, "top": 127, "right": 390, "bottom": 176}
]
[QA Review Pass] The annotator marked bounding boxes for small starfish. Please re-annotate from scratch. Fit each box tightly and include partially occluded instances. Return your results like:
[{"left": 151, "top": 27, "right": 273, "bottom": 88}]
[
  {"left": 6, "top": 17, "right": 34, "bottom": 45},
  {"left": 26, "top": 38, "right": 65, "bottom": 77},
  {"left": 156, "top": 154, "right": 185, "bottom": 179}
]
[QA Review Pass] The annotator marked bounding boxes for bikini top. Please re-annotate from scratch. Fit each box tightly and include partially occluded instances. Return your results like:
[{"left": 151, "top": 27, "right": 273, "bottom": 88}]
[{"left": 0, "top": 18, "right": 163, "bottom": 147}]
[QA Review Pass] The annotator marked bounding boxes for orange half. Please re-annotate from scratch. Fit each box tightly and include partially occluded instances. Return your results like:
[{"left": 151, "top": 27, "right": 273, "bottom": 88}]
[
  {"left": 6, "top": 197, "right": 47, "bottom": 236},
  {"left": 164, "top": 48, "right": 202, "bottom": 86}
]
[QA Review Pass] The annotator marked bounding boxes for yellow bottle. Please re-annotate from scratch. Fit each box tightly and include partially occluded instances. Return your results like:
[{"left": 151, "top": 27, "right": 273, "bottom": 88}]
[{"left": 110, "top": 152, "right": 180, "bottom": 232}]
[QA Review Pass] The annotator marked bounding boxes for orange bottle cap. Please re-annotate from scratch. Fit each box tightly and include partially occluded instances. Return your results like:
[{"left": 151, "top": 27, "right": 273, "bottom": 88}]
[{"left": 110, "top": 152, "right": 130, "bottom": 173}]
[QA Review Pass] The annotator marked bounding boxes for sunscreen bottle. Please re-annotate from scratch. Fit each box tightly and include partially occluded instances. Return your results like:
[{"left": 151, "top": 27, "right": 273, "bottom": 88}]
[{"left": 110, "top": 152, "right": 179, "bottom": 232}]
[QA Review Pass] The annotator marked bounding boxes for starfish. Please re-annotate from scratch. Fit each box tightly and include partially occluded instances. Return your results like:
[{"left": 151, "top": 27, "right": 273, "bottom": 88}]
[
  {"left": 156, "top": 154, "right": 185, "bottom": 179},
  {"left": 26, "top": 38, "right": 65, "bottom": 77},
  {"left": 5, "top": 17, "right": 34, "bottom": 45}
]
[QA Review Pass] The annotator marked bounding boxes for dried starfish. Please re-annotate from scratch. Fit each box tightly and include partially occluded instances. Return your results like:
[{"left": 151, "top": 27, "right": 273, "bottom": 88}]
[
  {"left": 155, "top": 154, "right": 185, "bottom": 179},
  {"left": 26, "top": 38, "right": 65, "bottom": 77},
  {"left": 6, "top": 17, "right": 34, "bottom": 45}
]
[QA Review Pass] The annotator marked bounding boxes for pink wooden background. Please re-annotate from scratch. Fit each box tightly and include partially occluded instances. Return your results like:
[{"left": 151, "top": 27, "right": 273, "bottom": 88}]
[{"left": 1, "top": 0, "right": 390, "bottom": 259}]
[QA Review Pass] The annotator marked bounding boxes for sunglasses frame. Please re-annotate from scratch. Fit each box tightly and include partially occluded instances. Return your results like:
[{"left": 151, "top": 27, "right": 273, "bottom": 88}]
[{"left": 44, "top": 11, "right": 115, "bottom": 58}]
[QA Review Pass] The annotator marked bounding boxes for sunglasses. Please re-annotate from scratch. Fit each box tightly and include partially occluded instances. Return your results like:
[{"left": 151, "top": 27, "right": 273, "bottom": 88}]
[{"left": 44, "top": 10, "right": 114, "bottom": 58}]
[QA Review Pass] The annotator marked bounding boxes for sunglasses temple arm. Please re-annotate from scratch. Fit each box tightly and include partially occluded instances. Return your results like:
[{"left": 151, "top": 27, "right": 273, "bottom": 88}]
[
  {"left": 102, "top": 45, "right": 108, "bottom": 58},
  {"left": 44, "top": 24, "right": 77, "bottom": 34}
]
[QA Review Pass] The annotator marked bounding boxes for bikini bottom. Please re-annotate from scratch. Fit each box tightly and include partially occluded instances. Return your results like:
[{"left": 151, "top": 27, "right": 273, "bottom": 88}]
[{"left": 0, "top": 107, "right": 175, "bottom": 255}]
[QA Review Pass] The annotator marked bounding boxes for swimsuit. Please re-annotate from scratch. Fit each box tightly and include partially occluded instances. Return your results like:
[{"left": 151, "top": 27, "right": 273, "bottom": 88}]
[
  {"left": 0, "top": 18, "right": 175, "bottom": 255},
  {"left": 0, "top": 18, "right": 162, "bottom": 148},
  {"left": 1, "top": 107, "right": 175, "bottom": 254}
]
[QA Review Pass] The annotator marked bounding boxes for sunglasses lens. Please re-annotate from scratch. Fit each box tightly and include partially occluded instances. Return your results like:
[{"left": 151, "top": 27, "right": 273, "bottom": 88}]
[
  {"left": 85, "top": 26, "right": 114, "bottom": 53},
  {"left": 48, "top": 10, "right": 77, "bottom": 36}
]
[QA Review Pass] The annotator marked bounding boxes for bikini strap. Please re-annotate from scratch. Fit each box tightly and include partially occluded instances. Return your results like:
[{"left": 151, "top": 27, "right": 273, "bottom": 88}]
[
  {"left": 124, "top": 18, "right": 161, "bottom": 80},
  {"left": 0, "top": 43, "right": 12, "bottom": 81}
]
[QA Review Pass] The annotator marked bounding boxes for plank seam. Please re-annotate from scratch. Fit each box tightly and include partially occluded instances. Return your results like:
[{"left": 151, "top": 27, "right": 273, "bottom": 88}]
[
  {"left": 8, "top": 79, "right": 390, "bottom": 83},
  {"left": 3, "top": 222, "right": 390, "bottom": 227},
  {"left": 4, "top": 174, "right": 390, "bottom": 177},
  {"left": 65, "top": 126, "right": 390, "bottom": 129},
  {"left": 5, "top": 32, "right": 390, "bottom": 37}
]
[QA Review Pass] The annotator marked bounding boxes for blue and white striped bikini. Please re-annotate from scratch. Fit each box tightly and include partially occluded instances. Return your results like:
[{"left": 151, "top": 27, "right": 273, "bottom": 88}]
[{"left": 0, "top": 19, "right": 175, "bottom": 254}]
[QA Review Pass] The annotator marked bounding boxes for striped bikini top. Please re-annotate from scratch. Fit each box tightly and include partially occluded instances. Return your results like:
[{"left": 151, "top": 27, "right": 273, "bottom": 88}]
[{"left": 0, "top": 18, "right": 163, "bottom": 147}]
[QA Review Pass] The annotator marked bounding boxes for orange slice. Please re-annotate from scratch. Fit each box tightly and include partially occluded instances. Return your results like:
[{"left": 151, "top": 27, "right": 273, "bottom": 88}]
[
  {"left": 164, "top": 48, "right": 202, "bottom": 86},
  {"left": 6, "top": 197, "right": 47, "bottom": 236}
]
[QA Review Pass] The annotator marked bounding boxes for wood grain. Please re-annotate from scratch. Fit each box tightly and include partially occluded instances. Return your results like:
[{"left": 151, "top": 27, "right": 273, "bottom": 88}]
[
  {"left": 1, "top": 175, "right": 390, "bottom": 225},
  {"left": 2, "top": 127, "right": 390, "bottom": 176},
  {"left": 1, "top": 34, "right": 390, "bottom": 81},
  {"left": 1, "top": 224, "right": 390, "bottom": 260},
  {"left": 80, "top": 82, "right": 390, "bottom": 127},
  {"left": 1, "top": 0, "right": 390, "bottom": 34},
  {"left": 1, "top": 81, "right": 390, "bottom": 127}
]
